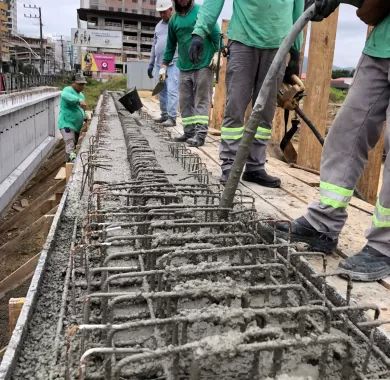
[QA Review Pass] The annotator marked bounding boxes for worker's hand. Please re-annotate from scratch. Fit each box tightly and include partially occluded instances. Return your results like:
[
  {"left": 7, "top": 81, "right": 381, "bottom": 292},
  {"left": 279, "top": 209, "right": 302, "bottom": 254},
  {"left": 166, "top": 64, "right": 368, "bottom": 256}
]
[
  {"left": 189, "top": 35, "right": 204, "bottom": 64},
  {"left": 147, "top": 64, "right": 154, "bottom": 79},
  {"left": 283, "top": 48, "right": 300, "bottom": 85},
  {"left": 209, "top": 53, "right": 219, "bottom": 71},
  {"left": 311, "top": 0, "right": 340, "bottom": 21},
  {"left": 80, "top": 101, "right": 87, "bottom": 110},
  {"left": 159, "top": 66, "right": 167, "bottom": 82}
]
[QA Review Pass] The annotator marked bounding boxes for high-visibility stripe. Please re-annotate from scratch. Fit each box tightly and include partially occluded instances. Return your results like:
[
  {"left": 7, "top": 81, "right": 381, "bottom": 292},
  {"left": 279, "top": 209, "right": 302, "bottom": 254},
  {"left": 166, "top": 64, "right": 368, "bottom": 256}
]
[
  {"left": 221, "top": 126, "right": 245, "bottom": 141},
  {"left": 376, "top": 201, "right": 390, "bottom": 216},
  {"left": 255, "top": 134, "right": 271, "bottom": 140},
  {"left": 373, "top": 201, "right": 390, "bottom": 228},
  {"left": 320, "top": 181, "right": 354, "bottom": 197},
  {"left": 319, "top": 181, "right": 353, "bottom": 209},
  {"left": 182, "top": 115, "right": 209, "bottom": 126},
  {"left": 255, "top": 127, "right": 272, "bottom": 141},
  {"left": 320, "top": 196, "right": 349, "bottom": 209}
]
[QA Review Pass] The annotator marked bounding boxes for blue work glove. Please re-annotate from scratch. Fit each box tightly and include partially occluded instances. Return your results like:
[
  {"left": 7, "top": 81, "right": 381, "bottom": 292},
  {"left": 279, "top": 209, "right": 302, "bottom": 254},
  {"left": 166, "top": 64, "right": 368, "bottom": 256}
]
[
  {"left": 189, "top": 35, "right": 204, "bottom": 64},
  {"left": 311, "top": 0, "right": 340, "bottom": 21},
  {"left": 283, "top": 48, "right": 301, "bottom": 85},
  {"left": 147, "top": 64, "right": 154, "bottom": 79}
]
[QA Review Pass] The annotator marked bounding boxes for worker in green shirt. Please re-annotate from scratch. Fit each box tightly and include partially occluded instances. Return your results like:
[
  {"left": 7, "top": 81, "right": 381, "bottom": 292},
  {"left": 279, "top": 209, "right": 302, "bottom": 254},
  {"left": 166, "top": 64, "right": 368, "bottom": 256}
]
[
  {"left": 58, "top": 73, "right": 87, "bottom": 162},
  {"left": 277, "top": 3, "right": 390, "bottom": 282},
  {"left": 190, "top": 0, "right": 311, "bottom": 187},
  {"left": 161, "top": 0, "right": 220, "bottom": 147}
]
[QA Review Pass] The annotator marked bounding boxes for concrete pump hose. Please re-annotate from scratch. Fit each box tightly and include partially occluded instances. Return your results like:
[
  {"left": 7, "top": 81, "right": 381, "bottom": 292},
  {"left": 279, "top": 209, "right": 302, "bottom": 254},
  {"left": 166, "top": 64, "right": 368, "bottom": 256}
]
[{"left": 220, "top": 0, "right": 363, "bottom": 212}]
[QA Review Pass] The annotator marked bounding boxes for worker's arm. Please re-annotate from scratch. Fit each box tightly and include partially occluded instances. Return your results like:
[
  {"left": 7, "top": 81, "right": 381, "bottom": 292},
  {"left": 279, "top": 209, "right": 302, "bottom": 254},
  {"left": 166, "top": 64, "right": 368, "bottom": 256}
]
[
  {"left": 192, "top": 0, "right": 225, "bottom": 39},
  {"left": 210, "top": 21, "right": 222, "bottom": 51},
  {"left": 61, "top": 88, "right": 82, "bottom": 106},
  {"left": 162, "top": 21, "right": 177, "bottom": 66},
  {"left": 149, "top": 30, "right": 157, "bottom": 67},
  {"left": 292, "top": 0, "right": 305, "bottom": 52}
]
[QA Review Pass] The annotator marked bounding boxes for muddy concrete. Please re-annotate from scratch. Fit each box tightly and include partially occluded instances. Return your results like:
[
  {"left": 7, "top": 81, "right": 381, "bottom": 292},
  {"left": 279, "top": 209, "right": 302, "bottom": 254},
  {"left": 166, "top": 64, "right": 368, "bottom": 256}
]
[{"left": 4, "top": 93, "right": 390, "bottom": 380}]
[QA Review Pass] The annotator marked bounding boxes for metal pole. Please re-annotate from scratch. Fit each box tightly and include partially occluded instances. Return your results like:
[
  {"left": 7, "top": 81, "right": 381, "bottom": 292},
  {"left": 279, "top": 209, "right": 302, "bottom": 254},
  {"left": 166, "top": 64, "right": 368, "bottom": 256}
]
[
  {"left": 39, "top": 7, "right": 44, "bottom": 74},
  {"left": 61, "top": 35, "right": 65, "bottom": 72}
]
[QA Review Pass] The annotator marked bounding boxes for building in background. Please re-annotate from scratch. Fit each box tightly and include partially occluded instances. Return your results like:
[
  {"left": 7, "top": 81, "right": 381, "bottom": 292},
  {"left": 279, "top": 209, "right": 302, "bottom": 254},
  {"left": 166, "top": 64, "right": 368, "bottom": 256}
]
[
  {"left": 77, "top": 0, "right": 159, "bottom": 74},
  {"left": 0, "top": 0, "right": 10, "bottom": 68},
  {"left": 6, "top": 0, "right": 17, "bottom": 35},
  {"left": 8, "top": 34, "right": 55, "bottom": 73},
  {"left": 53, "top": 37, "right": 74, "bottom": 72}
]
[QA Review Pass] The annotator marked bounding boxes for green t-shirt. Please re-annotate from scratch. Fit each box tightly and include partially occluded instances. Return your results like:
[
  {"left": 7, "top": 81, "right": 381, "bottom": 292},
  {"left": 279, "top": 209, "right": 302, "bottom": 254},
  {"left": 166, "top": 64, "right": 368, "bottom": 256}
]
[
  {"left": 364, "top": 14, "right": 390, "bottom": 59},
  {"left": 58, "top": 86, "right": 85, "bottom": 133},
  {"left": 163, "top": 3, "right": 220, "bottom": 71},
  {"left": 193, "top": 0, "right": 304, "bottom": 52}
]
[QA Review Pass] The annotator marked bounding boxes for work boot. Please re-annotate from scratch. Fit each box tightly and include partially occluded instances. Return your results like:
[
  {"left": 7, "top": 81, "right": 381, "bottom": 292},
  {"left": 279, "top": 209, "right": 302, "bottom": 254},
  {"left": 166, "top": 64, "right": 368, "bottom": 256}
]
[
  {"left": 67, "top": 151, "right": 77, "bottom": 163},
  {"left": 220, "top": 169, "right": 231, "bottom": 185},
  {"left": 276, "top": 216, "right": 338, "bottom": 254},
  {"left": 173, "top": 131, "right": 194, "bottom": 143},
  {"left": 338, "top": 245, "right": 390, "bottom": 282},
  {"left": 186, "top": 134, "right": 205, "bottom": 148},
  {"left": 161, "top": 118, "right": 176, "bottom": 127},
  {"left": 242, "top": 169, "right": 281, "bottom": 188},
  {"left": 154, "top": 115, "right": 168, "bottom": 123}
]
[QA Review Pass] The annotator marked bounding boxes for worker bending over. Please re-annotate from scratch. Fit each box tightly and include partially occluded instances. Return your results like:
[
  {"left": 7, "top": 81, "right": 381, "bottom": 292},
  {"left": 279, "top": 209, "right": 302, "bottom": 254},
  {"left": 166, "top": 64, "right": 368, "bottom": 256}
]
[
  {"left": 190, "top": 0, "right": 304, "bottom": 187},
  {"left": 161, "top": 0, "right": 220, "bottom": 147},
  {"left": 278, "top": 1, "right": 390, "bottom": 282},
  {"left": 58, "top": 73, "right": 88, "bottom": 162}
]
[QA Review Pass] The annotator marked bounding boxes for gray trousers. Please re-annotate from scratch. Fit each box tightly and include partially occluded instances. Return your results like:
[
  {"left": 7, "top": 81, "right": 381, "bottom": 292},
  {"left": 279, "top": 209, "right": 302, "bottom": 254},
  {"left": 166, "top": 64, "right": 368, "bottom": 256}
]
[
  {"left": 60, "top": 128, "right": 79, "bottom": 155},
  {"left": 179, "top": 67, "right": 213, "bottom": 138},
  {"left": 305, "top": 54, "right": 390, "bottom": 256},
  {"left": 220, "top": 41, "right": 284, "bottom": 172}
]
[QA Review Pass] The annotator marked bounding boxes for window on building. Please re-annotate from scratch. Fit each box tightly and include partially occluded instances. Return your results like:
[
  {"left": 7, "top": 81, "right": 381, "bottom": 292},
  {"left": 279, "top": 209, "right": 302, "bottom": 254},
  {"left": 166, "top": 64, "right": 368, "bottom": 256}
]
[{"left": 109, "top": 6, "right": 114, "bottom": 11}]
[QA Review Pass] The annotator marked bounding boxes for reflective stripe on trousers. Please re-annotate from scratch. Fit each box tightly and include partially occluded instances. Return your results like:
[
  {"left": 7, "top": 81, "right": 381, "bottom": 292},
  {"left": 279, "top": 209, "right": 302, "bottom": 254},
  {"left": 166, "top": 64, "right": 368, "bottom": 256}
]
[{"left": 221, "top": 126, "right": 271, "bottom": 141}]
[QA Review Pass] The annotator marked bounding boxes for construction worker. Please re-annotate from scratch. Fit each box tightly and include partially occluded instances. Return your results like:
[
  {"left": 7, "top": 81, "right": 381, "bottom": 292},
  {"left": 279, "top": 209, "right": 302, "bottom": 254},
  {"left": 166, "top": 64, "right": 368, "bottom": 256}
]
[
  {"left": 58, "top": 73, "right": 87, "bottom": 162},
  {"left": 190, "top": 0, "right": 305, "bottom": 187},
  {"left": 161, "top": 0, "right": 220, "bottom": 147},
  {"left": 148, "top": 0, "right": 180, "bottom": 127},
  {"left": 277, "top": 2, "right": 390, "bottom": 282}
]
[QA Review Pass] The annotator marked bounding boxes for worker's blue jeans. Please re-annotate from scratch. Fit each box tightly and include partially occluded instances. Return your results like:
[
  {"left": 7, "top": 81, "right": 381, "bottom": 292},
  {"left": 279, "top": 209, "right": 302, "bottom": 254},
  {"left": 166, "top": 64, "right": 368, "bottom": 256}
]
[{"left": 155, "top": 61, "right": 179, "bottom": 119}]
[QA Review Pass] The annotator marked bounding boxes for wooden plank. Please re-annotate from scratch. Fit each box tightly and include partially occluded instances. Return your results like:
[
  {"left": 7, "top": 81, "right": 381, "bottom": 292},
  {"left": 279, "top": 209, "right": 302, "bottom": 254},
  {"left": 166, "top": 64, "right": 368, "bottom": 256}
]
[
  {"left": 54, "top": 167, "right": 66, "bottom": 180},
  {"left": 208, "top": 127, "right": 221, "bottom": 137},
  {"left": 0, "top": 346, "right": 7, "bottom": 358},
  {"left": 0, "top": 179, "right": 65, "bottom": 234},
  {"left": 0, "top": 214, "right": 54, "bottom": 264},
  {"left": 66, "top": 163, "right": 74, "bottom": 184},
  {"left": 210, "top": 19, "right": 229, "bottom": 131},
  {"left": 8, "top": 297, "right": 25, "bottom": 335},
  {"left": 0, "top": 254, "right": 40, "bottom": 300},
  {"left": 356, "top": 128, "right": 385, "bottom": 205},
  {"left": 297, "top": 9, "right": 339, "bottom": 170}
]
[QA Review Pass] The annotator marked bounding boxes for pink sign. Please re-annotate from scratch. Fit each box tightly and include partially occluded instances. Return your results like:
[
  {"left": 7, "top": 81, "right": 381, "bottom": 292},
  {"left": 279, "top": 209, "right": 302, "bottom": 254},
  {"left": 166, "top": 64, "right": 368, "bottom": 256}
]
[{"left": 93, "top": 54, "right": 116, "bottom": 73}]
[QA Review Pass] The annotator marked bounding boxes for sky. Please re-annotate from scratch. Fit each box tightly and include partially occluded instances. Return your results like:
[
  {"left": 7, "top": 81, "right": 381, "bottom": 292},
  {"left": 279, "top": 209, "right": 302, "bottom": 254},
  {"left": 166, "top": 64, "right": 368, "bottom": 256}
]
[{"left": 18, "top": 0, "right": 367, "bottom": 68}]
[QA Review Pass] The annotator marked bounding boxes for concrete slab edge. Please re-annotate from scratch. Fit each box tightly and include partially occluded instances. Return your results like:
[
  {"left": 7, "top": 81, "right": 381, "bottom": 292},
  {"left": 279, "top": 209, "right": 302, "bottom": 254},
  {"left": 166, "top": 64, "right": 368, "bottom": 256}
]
[{"left": 0, "top": 94, "right": 104, "bottom": 380}]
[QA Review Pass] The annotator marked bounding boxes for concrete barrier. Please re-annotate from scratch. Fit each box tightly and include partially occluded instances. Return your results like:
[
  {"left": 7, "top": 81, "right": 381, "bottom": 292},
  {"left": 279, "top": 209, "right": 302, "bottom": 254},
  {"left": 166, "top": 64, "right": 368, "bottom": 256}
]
[{"left": 0, "top": 88, "right": 61, "bottom": 215}]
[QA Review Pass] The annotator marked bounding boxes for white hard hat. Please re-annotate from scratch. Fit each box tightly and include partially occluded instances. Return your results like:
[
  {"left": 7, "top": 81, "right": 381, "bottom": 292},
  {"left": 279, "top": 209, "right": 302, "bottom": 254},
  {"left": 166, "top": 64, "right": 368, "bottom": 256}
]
[{"left": 156, "top": 0, "right": 172, "bottom": 11}]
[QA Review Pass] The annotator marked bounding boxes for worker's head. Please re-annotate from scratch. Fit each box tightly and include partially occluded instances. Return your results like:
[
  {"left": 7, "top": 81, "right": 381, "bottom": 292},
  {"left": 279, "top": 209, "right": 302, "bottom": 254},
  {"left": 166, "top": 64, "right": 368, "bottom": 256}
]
[
  {"left": 71, "top": 73, "right": 87, "bottom": 93},
  {"left": 173, "top": 0, "right": 193, "bottom": 14},
  {"left": 156, "top": 0, "right": 173, "bottom": 22}
]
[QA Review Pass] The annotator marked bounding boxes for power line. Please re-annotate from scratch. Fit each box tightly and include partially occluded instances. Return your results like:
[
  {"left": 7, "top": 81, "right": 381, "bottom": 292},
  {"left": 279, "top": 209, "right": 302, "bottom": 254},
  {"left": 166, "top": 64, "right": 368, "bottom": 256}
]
[{"left": 23, "top": 3, "right": 44, "bottom": 73}]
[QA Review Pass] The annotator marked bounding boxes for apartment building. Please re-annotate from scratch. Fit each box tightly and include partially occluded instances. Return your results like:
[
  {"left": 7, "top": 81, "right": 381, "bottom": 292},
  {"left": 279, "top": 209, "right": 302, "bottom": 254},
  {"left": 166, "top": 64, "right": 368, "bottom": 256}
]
[{"left": 78, "top": 0, "right": 159, "bottom": 72}]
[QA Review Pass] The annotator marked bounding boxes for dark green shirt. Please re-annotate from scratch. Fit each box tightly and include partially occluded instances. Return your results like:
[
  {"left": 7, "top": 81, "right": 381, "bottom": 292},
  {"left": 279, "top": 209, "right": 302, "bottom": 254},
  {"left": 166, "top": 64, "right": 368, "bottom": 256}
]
[
  {"left": 163, "top": 3, "right": 221, "bottom": 71},
  {"left": 58, "top": 86, "right": 85, "bottom": 133},
  {"left": 193, "top": 0, "right": 304, "bottom": 52},
  {"left": 364, "top": 14, "right": 390, "bottom": 59}
]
